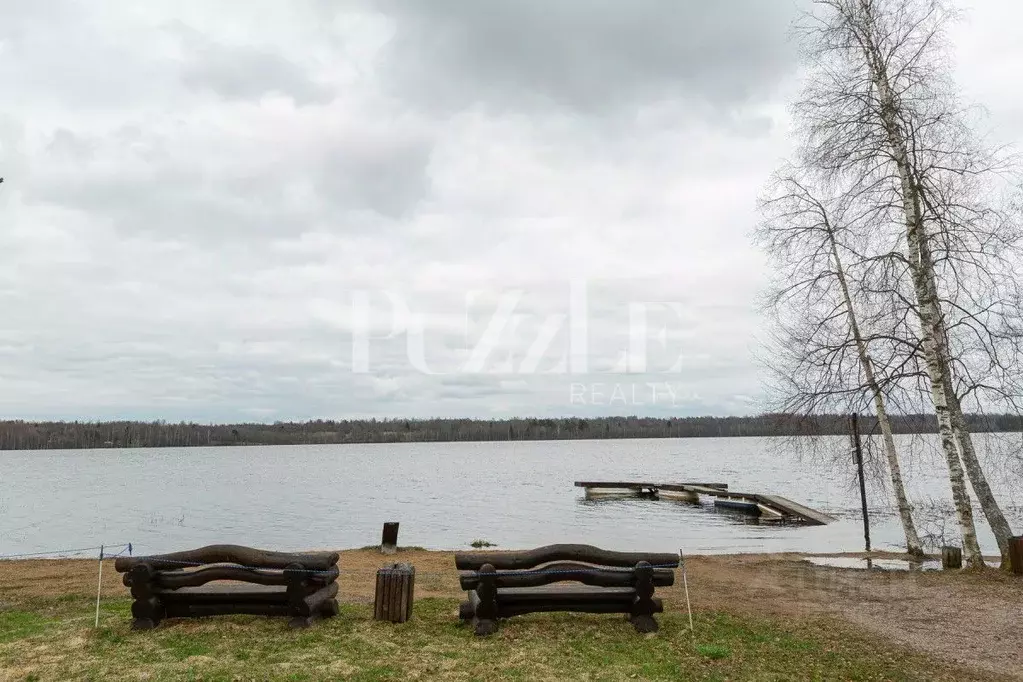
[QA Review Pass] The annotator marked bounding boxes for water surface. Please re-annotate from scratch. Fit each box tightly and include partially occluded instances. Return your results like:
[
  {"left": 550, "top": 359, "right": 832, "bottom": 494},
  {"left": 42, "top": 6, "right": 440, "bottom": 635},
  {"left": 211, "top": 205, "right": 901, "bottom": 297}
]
[{"left": 1, "top": 436, "right": 1018, "bottom": 557}]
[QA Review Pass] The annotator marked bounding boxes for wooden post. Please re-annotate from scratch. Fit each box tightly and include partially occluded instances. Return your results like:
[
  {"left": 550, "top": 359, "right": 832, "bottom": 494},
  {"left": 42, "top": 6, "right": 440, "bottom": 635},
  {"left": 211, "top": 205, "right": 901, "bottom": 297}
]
[
  {"left": 127, "top": 564, "right": 162, "bottom": 630},
  {"left": 850, "top": 413, "right": 871, "bottom": 552},
  {"left": 472, "top": 564, "right": 499, "bottom": 636},
  {"left": 381, "top": 522, "right": 399, "bottom": 555},
  {"left": 1008, "top": 536, "right": 1023, "bottom": 575},
  {"left": 373, "top": 563, "right": 415, "bottom": 623},
  {"left": 284, "top": 562, "right": 319, "bottom": 629},
  {"left": 629, "top": 560, "right": 658, "bottom": 633},
  {"left": 941, "top": 546, "right": 963, "bottom": 570}
]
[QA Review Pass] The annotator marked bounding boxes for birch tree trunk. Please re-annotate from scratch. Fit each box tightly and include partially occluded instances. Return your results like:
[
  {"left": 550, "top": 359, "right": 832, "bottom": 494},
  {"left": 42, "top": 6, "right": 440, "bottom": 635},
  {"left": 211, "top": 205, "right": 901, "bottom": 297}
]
[
  {"left": 859, "top": 14, "right": 985, "bottom": 567},
  {"left": 904, "top": 225, "right": 983, "bottom": 566},
  {"left": 947, "top": 372, "right": 1014, "bottom": 566},
  {"left": 827, "top": 224, "right": 924, "bottom": 557},
  {"left": 918, "top": 234, "right": 1014, "bottom": 565}
]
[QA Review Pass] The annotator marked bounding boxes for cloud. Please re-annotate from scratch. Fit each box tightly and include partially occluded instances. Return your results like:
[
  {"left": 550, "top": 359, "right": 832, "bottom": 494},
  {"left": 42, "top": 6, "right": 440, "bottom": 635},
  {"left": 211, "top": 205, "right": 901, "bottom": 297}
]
[
  {"left": 376, "top": 0, "right": 805, "bottom": 116},
  {"left": 0, "top": 0, "right": 1019, "bottom": 422},
  {"left": 174, "top": 26, "right": 334, "bottom": 105},
  {"left": 21, "top": 100, "right": 436, "bottom": 239}
]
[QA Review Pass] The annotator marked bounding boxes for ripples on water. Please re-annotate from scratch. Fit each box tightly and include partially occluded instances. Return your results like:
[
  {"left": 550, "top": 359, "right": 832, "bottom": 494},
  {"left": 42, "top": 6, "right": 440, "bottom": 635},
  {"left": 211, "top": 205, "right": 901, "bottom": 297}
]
[{"left": 1, "top": 436, "right": 1018, "bottom": 557}]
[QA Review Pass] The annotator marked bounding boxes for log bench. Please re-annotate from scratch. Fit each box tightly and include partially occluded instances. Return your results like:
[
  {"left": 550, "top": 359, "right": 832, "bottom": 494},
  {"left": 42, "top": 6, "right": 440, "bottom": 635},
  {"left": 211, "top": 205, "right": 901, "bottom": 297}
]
[
  {"left": 455, "top": 544, "right": 678, "bottom": 636},
  {"left": 114, "top": 545, "right": 340, "bottom": 629}
]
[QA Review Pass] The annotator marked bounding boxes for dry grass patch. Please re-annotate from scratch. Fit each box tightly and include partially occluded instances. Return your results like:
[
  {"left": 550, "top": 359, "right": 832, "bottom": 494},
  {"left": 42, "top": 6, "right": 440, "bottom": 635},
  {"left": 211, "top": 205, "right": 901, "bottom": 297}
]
[
  {"left": 2, "top": 550, "right": 1019, "bottom": 680},
  {"left": 0, "top": 596, "right": 995, "bottom": 681}
]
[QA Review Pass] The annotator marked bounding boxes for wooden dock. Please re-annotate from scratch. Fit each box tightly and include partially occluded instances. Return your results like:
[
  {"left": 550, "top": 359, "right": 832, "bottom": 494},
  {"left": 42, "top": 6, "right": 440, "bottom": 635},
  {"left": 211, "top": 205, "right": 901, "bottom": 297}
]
[{"left": 574, "top": 481, "right": 835, "bottom": 526}]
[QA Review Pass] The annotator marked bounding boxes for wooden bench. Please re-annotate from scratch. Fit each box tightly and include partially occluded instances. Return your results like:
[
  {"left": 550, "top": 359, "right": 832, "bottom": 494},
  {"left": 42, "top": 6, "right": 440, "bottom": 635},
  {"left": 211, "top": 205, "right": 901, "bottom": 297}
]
[
  {"left": 114, "top": 544, "right": 340, "bottom": 629},
  {"left": 455, "top": 544, "right": 678, "bottom": 636}
]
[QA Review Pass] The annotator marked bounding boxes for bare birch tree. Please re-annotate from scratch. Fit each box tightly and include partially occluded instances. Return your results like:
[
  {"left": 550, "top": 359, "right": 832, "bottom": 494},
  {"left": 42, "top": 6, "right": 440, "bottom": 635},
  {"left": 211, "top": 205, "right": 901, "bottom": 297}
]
[
  {"left": 789, "top": 0, "right": 1020, "bottom": 566},
  {"left": 758, "top": 170, "right": 924, "bottom": 556}
]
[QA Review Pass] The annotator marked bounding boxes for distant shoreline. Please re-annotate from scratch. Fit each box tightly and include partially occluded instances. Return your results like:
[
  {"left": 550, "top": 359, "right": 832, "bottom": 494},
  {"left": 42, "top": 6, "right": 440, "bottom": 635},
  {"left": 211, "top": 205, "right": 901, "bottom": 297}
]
[{"left": 1, "top": 413, "right": 1021, "bottom": 450}]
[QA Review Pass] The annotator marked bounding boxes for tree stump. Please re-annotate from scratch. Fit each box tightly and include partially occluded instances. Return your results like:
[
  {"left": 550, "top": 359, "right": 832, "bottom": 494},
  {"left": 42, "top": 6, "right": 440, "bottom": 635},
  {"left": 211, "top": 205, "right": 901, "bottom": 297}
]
[
  {"left": 1009, "top": 536, "right": 1023, "bottom": 576},
  {"left": 373, "top": 563, "right": 415, "bottom": 623},
  {"left": 941, "top": 545, "right": 962, "bottom": 570},
  {"left": 381, "top": 522, "right": 399, "bottom": 555}
]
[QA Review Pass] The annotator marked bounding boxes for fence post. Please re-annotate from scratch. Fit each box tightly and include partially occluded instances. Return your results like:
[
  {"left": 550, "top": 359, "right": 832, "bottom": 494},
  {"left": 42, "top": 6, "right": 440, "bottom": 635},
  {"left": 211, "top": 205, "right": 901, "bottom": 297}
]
[
  {"left": 381, "top": 522, "right": 399, "bottom": 555},
  {"left": 850, "top": 413, "right": 871, "bottom": 552}
]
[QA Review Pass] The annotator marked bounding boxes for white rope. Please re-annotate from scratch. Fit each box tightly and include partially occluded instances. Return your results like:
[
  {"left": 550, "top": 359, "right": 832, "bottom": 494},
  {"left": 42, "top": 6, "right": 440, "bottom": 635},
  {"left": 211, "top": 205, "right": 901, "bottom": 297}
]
[
  {"left": 679, "top": 549, "right": 694, "bottom": 636},
  {"left": 94, "top": 545, "right": 104, "bottom": 628}
]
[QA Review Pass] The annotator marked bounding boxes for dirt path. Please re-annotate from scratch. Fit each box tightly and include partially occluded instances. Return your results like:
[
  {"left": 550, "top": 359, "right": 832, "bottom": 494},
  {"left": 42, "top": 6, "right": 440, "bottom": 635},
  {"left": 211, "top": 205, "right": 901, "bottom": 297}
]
[
  {"left": 2, "top": 549, "right": 1019, "bottom": 679},
  {"left": 680, "top": 553, "right": 1022, "bottom": 680}
]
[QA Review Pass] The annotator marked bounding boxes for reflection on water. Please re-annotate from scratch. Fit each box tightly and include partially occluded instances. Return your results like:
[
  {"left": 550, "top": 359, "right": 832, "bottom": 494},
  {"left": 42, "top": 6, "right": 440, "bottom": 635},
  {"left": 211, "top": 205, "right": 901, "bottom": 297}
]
[{"left": 1, "top": 436, "right": 1018, "bottom": 557}]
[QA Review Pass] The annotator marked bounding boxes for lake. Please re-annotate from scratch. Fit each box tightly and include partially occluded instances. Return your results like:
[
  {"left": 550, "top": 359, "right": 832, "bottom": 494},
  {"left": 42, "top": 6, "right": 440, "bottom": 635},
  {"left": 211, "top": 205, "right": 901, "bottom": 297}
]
[{"left": 1, "top": 435, "right": 1019, "bottom": 558}]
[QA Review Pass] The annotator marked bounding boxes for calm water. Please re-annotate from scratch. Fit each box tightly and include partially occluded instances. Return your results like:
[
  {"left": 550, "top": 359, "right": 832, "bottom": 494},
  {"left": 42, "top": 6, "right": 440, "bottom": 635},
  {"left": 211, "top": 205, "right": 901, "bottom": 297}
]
[{"left": 1, "top": 436, "right": 1019, "bottom": 558}]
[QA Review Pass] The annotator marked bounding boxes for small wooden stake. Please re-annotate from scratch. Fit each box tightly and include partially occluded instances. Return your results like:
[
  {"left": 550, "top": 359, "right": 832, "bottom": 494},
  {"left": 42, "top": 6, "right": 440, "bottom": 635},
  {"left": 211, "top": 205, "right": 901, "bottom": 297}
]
[
  {"left": 679, "top": 550, "right": 694, "bottom": 637},
  {"left": 1008, "top": 536, "right": 1023, "bottom": 575},
  {"left": 94, "top": 545, "right": 104, "bottom": 628},
  {"left": 941, "top": 545, "right": 963, "bottom": 570},
  {"left": 381, "top": 522, "right": 399, "bottom": 555},
  {"left": 373, "top": 563, "right": 415, "bottom": 623}
]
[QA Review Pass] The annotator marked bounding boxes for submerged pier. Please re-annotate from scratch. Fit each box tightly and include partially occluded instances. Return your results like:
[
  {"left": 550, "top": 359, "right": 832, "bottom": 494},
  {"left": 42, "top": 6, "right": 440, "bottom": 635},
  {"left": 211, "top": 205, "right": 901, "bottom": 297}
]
[{"left": 574, "top": 481, "right": 835, "bottom": 526}]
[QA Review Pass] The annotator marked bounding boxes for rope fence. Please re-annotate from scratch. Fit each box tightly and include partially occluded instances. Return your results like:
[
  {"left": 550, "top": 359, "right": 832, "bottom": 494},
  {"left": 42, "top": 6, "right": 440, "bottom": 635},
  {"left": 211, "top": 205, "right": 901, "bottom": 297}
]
[{"left": 0, "top": 543, "right": 132, "bottom": 560}]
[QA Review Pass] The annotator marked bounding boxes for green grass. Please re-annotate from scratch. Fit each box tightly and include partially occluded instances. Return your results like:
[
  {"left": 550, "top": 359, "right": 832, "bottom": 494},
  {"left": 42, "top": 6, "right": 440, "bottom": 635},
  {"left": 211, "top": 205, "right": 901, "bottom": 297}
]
[
  {"left": 696, "top": 643, "right": 731, "bottom": 660},
  {"left": 0, "top": 597, "right": 982, "bottom": 681},
  {"left": 0, "top": 609, "right": 52, "bottom": 643}
]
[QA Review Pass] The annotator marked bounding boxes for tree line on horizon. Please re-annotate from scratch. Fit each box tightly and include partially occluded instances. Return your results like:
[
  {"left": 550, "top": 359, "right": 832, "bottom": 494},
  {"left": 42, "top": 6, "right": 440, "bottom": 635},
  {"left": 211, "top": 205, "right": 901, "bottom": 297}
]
[{"left": 1, "top": 412, "right": 1021, "bottom": 450}]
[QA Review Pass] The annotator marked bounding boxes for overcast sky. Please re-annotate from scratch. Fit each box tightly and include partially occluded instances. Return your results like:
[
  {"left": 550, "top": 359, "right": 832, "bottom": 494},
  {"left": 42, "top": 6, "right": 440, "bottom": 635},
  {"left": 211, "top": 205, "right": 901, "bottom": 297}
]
[{"left": 1, "top": 1, "right": 1020, "bottom": 422}]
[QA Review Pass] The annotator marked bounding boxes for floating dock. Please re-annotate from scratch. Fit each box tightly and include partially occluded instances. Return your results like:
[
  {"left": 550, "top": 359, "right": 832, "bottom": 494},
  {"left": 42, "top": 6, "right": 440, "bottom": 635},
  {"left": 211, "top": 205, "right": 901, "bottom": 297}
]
[{"left": 574, "top": 481, "right": 835, "bottom": 525}]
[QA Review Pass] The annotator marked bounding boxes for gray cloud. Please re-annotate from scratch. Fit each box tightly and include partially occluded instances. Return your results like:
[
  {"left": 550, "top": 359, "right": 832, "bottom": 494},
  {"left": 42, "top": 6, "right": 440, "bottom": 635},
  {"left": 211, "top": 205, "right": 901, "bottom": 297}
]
[
  {"left": 314, "top": 130, "right": 434, "bottom": 219},
  {"left": 173, "top": 25, "right": 334, "bottom": 104},
  {"left": 376, "top": 0, "right": 804, "bottom": 115},
  {"left": 0, "top": 0, "right": 1018, "bottom": 422},
  {"left": 24, "top": 115, "right": 434, "bottom": 239}
]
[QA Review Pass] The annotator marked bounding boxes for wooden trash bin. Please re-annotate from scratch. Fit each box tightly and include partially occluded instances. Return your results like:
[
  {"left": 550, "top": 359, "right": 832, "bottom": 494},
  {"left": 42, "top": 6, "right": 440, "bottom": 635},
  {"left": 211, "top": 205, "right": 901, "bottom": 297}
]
[
  {"left": 941, "top": 545, "right": 962, "bottom": 570},
  {"left": 1009, "top": 536, "right": 1023, "bottom": 576},
  {"left": 374, "top": 563, "right": 415, "bottom": 623}
]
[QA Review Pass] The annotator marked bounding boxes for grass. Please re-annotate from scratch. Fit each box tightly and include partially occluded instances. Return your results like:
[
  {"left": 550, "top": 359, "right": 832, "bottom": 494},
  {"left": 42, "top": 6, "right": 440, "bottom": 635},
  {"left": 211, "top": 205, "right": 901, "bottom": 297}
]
[
  {"left": 0, "top": 596, "right": 980, "bottom": 681},
  {"left": 695, "top": 643, "right": 731, "bottom": 660},
  {"left": 0, "top": 610, "right": 51, "bottom": 644},
  {"left": 469, "top": 539, "right": 497, "bottom": 549}
]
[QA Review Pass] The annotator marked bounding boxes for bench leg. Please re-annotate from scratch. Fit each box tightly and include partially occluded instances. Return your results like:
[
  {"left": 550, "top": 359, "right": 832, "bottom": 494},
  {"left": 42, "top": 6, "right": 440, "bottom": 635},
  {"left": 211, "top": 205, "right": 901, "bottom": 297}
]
[
  {"left": 131, "top": 617, "right": 158, "bottom": 631},
  {"left": 472, "top": 617, "right": 499, "bottom": 636},
  {"left": 629, "top": 614, "right": 659, "bottom": 633},
  {"left": 320, "top": 599, "right": 340, "bottom": 619},
  {"left": 289, "top": 597, "right": 340, "bottom": 628},
  {"left": 128, "top": 566, "right": 163, "bottom": 631},
  {"left": 130, "top": 596, "right": 163, "bottom": 630},
  {"left": 289, "top": 614, "right": 318, "bottom": 629},
  {"left": 630, "top": 561, "right": 660, "bottom": 634}
]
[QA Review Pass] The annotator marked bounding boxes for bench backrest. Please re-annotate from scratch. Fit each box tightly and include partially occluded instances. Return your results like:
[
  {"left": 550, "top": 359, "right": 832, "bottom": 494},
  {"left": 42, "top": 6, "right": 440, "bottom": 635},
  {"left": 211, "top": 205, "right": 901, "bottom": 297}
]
[
  {"left": 114, "top": 544, "right": 340, "bottom": 587},
  {"left": 456, "top": 544, "right": 677, "bottom": 590}
]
